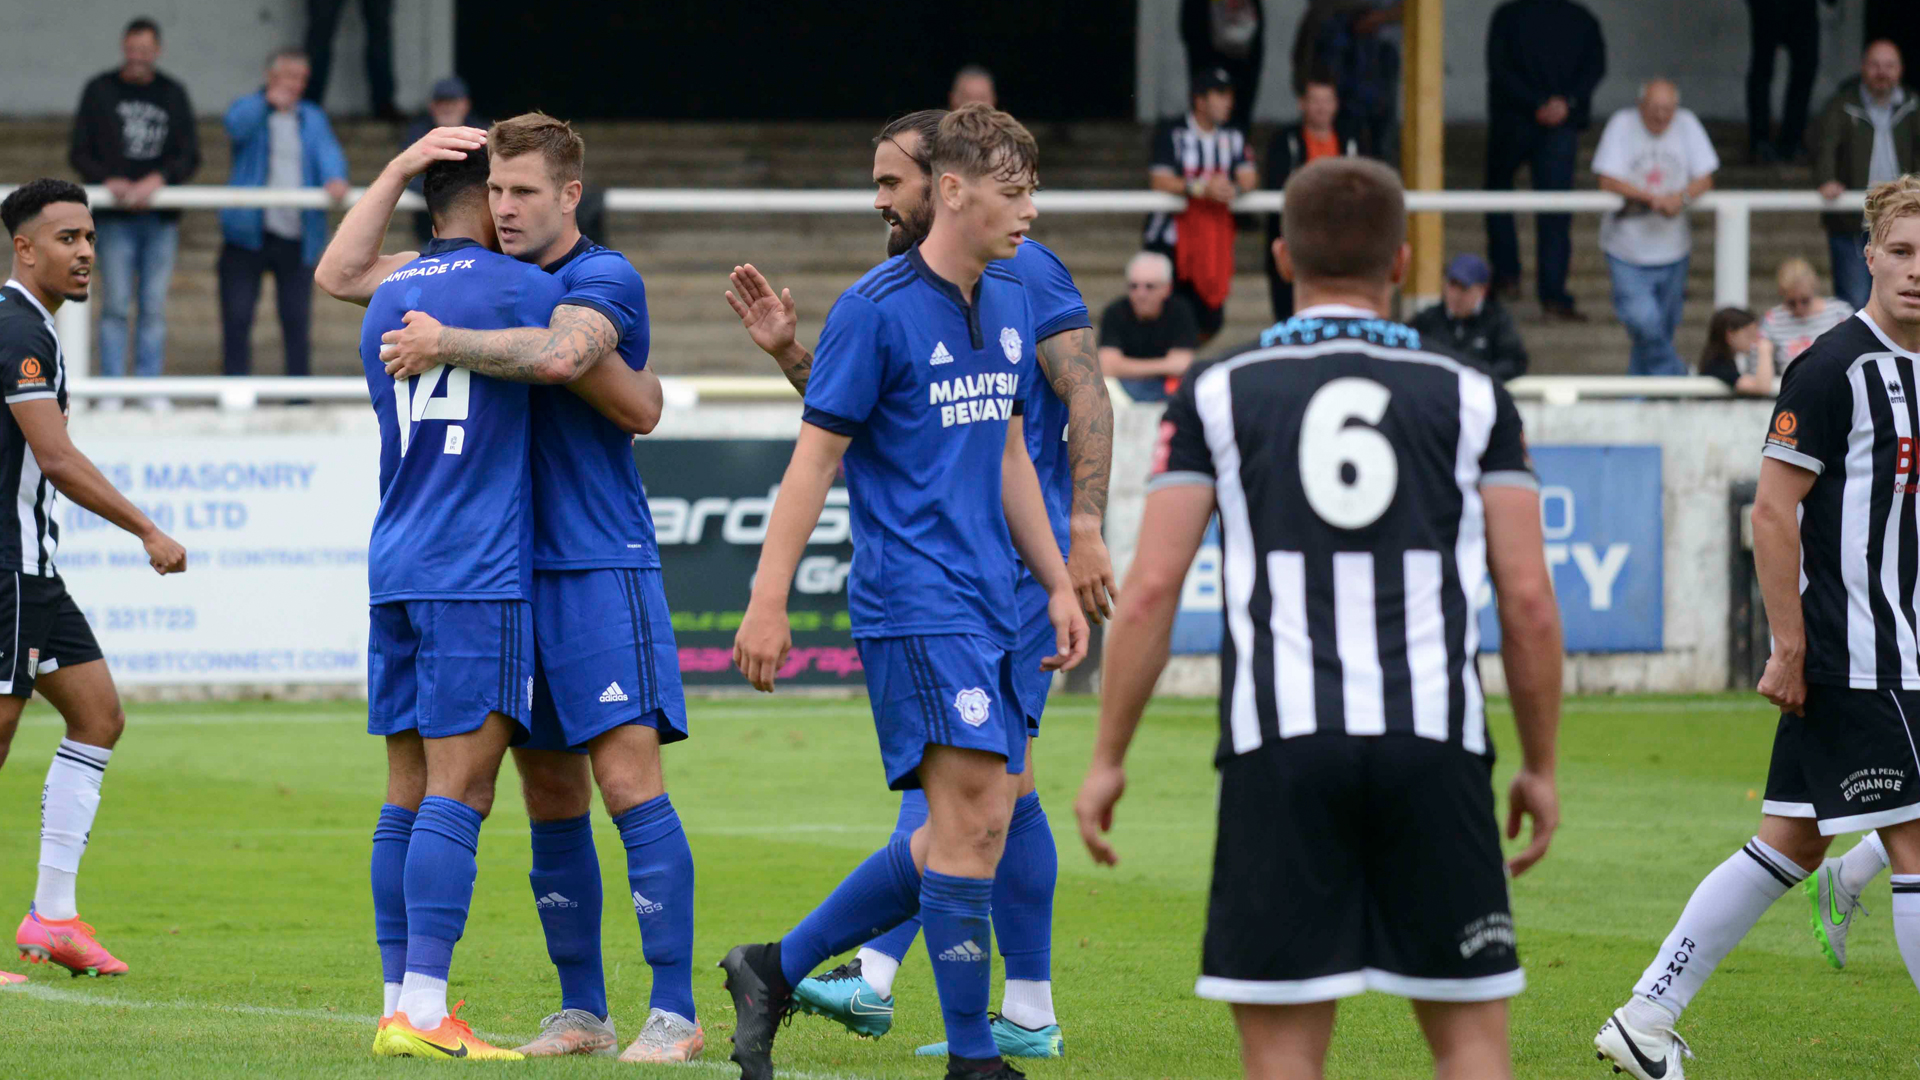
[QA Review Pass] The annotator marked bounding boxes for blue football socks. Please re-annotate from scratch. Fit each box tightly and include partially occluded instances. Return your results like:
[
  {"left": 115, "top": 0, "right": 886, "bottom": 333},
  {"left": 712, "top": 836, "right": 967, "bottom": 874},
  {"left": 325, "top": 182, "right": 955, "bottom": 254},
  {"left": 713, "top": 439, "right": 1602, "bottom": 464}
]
[
  {"left": 862, "top": 789, "right": 931, "bottom": 963},
  {"left": 529, "top": 813, "right": 608, "bottom": 1019},
  {"left": 370, "top": 803, "right": 415, "bottom": 1012},
  {"left": 780, "top": 830, "right": 921, "bottom": 990},
  {"left": 921, "top": 870, "right": 997, "bottom": 1060},
  {"left": 614, "top": 794, "right": 697, "bottom": 1021},
  {"left": 994, "top": 791, "right": 1056, "bottom": 983},
  {"left": 398, "top": 795, "right": 484, "bottom": 1028}
]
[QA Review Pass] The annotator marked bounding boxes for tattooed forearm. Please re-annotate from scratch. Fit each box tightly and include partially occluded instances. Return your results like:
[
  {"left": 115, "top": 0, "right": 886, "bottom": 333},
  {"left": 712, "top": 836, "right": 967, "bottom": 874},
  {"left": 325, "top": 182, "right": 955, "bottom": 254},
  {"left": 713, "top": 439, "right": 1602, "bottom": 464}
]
[
  {"left": 436, "top": 305, "right": 620, "bottom": 385},
  {"left": 1036, "top": 326, "right": 1113, "bottom": 521},
  {"left": 777, "top": 346, "right": 814, "bottom": 395}
]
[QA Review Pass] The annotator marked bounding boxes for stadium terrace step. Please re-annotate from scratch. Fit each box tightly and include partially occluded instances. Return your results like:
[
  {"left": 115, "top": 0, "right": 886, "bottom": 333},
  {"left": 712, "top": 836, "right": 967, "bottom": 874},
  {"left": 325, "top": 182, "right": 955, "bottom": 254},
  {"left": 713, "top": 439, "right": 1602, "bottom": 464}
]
[{"left": 0, "top": 117, "right": 1832, "bottom": 379}]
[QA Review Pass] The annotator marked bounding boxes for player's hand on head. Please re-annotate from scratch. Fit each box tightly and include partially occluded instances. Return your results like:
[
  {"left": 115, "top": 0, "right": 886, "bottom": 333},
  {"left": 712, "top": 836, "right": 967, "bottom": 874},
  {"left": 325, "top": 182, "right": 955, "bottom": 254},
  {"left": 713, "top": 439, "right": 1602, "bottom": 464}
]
[
  {"left": 1074, "top": 763, "right": 1126, "bottom": 866},
  {"left": 396, "top": 126, "right": 488, "bottom": 178},
  {"left": 143, "top": 531, "right": 187, "bottom": 575},
  {"left": 1040, "top": 589, "right": 1089, "bottom": 671},
  {"left": 732, "top": 602, "right": 792, "bottom": 693},
  {"left": 1504, "top": 768, "right": 1559, "bottom": 877},
  {"left": 724, "top": 264, "right": 799, "bottom": 358},
  {"left": 1068, "top": 533, "right": 1118, "bottom": 625},
  {"left": 1757, "top": 653, "right": 1807, "bottom": 715},
  {"left": 381, "top": 310, "right": 446, "bottom": 379}
]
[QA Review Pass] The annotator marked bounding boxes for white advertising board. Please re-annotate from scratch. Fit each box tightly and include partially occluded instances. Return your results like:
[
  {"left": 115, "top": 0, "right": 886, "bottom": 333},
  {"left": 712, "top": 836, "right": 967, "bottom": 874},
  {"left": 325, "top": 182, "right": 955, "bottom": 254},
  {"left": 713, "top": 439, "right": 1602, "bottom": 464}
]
[{"left": 56, "top": 434, "right": 378, "bottom": 685}]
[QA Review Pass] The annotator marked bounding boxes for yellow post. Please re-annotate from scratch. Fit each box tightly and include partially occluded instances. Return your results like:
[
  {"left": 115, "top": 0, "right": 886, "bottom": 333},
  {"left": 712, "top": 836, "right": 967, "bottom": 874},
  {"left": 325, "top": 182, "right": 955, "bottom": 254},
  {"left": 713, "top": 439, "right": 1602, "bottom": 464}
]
[{"left": 1401, "top": 0, "right": 1445, "bottom": 306}]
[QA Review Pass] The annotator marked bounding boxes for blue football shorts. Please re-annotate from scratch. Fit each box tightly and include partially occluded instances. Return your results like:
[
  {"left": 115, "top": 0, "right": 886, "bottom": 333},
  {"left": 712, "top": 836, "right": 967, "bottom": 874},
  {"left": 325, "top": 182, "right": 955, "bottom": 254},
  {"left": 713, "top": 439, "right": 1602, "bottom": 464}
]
[
  {"left": 1013, "top": 572, "right": 1060, "bottom": 737},
  {"left": 524, "top": 568, "right": 687, "bottom": 753},
  {"left": 858, "top": 633, "right": 1025, "bottom": 791},
  {"left": 367, "top": 599, "right": 532, "bottom": 741}
]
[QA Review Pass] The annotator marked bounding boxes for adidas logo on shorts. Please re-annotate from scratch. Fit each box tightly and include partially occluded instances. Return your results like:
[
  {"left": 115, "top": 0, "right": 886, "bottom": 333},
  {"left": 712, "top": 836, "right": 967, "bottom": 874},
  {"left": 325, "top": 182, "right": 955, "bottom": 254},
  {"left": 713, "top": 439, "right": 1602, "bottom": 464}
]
[
  {"left": 600, "top": 682, "right": 630, "bottom": 703},
  {"left": 536, "top": 892, "right": 577, "bottom": 910},
  {"left": 633, "top": 891, "right": 664, "bottom": 915},
  {"left": 936, "top": 939, "right": 987, "bottom": 963}
]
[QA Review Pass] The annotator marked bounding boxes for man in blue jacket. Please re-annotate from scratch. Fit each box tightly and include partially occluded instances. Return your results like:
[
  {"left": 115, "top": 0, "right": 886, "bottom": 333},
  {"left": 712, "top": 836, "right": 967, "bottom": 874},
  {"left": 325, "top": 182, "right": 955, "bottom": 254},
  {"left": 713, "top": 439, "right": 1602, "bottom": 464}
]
[{"left": 218, "top": 48, "right": 348, "bottom": 377}]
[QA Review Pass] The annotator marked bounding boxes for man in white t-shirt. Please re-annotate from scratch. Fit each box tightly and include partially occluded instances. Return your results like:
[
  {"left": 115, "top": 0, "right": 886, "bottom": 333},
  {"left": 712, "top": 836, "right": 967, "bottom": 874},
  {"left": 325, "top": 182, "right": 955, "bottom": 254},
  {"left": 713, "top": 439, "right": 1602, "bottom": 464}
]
[{"left": 1592, "top": 79, "right": 1719, "bottom": 375}]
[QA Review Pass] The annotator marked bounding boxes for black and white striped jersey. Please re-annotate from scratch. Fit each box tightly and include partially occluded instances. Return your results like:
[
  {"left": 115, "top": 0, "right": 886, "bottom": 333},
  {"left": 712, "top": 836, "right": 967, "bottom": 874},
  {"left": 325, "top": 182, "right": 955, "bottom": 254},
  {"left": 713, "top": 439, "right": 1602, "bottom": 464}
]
[
  {"left": 1150, "top": 304, "right": 1537, "bottom": 763},
  {"left": 1143, "top": 113, "right": 1256, "bottom": 249},
  {"left": 1763, "top": 312, "right": 1920, "bottom": 689},
  {"left": 0, "top": 281, "right": 68, "bottom": 577}
]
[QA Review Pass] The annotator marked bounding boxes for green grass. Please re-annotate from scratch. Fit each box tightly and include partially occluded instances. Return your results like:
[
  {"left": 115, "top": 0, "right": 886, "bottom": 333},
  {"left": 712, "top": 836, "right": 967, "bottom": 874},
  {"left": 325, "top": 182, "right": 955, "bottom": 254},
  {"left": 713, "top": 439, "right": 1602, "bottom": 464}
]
[{"left": 1, "top": 693, "right": 1916, "bottom": 1078}]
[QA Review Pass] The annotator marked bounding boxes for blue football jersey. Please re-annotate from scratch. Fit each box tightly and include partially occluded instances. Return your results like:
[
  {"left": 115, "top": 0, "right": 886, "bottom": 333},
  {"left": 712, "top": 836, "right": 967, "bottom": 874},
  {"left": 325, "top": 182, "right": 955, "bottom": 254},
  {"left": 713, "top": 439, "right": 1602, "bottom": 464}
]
[
  {"left": 360, "top": 238, "right": 563, "bottom": 602},
  {"left": 803, "top": 244, "right": 1036, "bottom": 647},
  {"left": 530, "top": 237, "right": 661, "bottom": 570},
  {"left": 1004, "top": 239, "right": 1091, "bottom": 557}
]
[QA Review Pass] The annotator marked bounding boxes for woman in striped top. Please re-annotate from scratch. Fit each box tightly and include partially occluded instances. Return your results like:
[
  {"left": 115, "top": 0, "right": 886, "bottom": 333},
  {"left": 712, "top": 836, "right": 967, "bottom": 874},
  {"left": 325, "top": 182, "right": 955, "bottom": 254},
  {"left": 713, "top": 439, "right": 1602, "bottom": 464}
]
[{"left": 1759, "top": 256, "right": 1854, "bottom": 371}]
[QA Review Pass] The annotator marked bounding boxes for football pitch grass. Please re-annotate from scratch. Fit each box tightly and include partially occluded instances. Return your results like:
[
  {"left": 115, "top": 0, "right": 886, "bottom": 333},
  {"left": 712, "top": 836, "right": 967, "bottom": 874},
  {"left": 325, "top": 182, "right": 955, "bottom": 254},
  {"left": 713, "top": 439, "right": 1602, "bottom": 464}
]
[{"left": 1, "top": 693, "right": 1915, "bottom": 1079}]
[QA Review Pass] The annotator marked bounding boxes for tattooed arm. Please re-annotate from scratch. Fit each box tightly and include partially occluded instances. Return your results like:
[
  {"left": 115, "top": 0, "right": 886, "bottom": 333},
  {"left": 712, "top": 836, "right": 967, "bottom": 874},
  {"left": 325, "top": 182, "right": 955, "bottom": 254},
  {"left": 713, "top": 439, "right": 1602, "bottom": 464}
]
[
  {"left": 1036, "top": 325, "right": 1120, "bottom": 622},
  {"left": 379, "top": 304, "right": 620, "bottom": 384}
]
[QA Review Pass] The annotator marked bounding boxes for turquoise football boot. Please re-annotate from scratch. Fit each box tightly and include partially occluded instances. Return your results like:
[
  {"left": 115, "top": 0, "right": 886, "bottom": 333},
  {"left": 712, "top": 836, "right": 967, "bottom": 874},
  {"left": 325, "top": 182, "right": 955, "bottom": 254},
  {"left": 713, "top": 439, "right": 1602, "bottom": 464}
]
[
  {"left": 915, "top": 1013, "right": 1064, "bottom": 1058},
  {"left": 791, "top": 959, "right": 895, "bottom": 1038}
]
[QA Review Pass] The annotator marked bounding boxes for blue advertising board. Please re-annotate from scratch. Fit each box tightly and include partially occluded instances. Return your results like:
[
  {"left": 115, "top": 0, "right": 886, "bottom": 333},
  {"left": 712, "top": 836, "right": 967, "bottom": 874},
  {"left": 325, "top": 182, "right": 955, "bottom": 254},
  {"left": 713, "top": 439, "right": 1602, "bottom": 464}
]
[{"left": 1167, "top": 445, "right": 1664, "bottom": 655}]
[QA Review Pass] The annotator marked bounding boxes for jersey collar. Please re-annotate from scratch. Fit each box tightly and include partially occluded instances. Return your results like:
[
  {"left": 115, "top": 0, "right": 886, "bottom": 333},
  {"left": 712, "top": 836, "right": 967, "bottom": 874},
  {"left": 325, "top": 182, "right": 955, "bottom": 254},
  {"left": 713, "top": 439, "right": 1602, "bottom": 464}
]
[
  {"left": 541, "top": 234, "right": 595, "bottom": 274},
  {"left": 1293, "top": 303, "right": 1384, "bottom": 320},
  {"left": 1859, "top": 310, "right": 1920, "bottom": 358},
  {"left": 2, "top": 279, "right": 53, "bottom": 324},
  {"left": 420, "top": 236, "right": 484, "bottom": 257},
  {"left": 905, "top": 243, "right": 986, "bottom": 348}
]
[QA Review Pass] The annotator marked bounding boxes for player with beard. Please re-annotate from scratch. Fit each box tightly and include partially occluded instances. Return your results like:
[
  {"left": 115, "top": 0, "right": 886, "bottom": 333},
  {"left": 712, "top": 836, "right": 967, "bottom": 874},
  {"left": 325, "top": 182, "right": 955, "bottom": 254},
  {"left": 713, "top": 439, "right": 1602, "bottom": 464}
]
[
  {"left": 0, "top": 179, "right": 188, "bottom": 984},
  {"left": 724, "top": 109, "right": 1114, "bottom": 1059}
]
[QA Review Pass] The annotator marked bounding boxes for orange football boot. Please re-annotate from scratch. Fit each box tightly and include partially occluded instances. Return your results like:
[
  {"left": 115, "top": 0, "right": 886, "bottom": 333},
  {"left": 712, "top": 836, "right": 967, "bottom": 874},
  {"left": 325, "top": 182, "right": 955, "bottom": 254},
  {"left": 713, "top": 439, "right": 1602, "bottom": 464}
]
[{"left": 374, "top": 1001, "right": 524, "bottom": 1060}]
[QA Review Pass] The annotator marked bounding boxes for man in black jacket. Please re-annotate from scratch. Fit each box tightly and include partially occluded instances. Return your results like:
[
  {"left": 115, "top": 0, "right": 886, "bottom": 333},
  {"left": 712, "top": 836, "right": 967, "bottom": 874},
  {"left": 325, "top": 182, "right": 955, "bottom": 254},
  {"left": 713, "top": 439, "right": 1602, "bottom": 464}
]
[
  {"left": 1484, "top": 0, "right": 1605, "bottom": 323},
  {"left": 68, "top": 18, "right": 198, "bottom": 396},
  {"left": 1264, "top": 76, "right": 1361, "bottom": 320},
  {"left": 1408, "top": 255, "right": 1530, "bottom": 382}
]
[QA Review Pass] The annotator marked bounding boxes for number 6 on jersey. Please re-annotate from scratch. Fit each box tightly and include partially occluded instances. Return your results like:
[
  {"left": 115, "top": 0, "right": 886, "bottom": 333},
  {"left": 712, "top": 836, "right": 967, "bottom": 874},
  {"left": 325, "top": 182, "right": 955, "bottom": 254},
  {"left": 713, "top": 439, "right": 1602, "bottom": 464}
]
[{"left": 1299, "top": 377, "right": 1397, "bottom": 529}]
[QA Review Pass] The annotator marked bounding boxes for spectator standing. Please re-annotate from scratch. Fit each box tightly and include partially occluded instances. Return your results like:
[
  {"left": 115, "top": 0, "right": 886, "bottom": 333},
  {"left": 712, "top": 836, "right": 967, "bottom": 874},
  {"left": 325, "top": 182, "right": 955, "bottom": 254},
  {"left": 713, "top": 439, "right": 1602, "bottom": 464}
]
[
  {"left": 1758, "top": 256, "right": 1854, "bottom": 369},
  {"left": 219, "top": 50, "right": 348, "bottom": 378},
  {"left": 1699, "top": 307, "right": 1774, "bottom": 395},
  {"left": 1097, "top": 252, "right": 1201, "bottom": 403},
  {"left": 1264, "top": 76, "right": 1360, "bottom": 320},
  {"left": 404, "top": 77, "right": 485, "bottom": 245},
  {"left": 1745, "top": 0, "right": 1828, "bottom": 161},
  {"left": 1180, "top": 0, "right": 1263, "bottom": 133},
  {"left": 1407, "top": 254, "right": 1530, "bottom": 381},
  {"left": 304, "top": 0, "right": 398, "bottom": 120},
  {"left": 1291, "top": 0, "right": 1401, "bottom": 164},
  {"left": 948, "top": 65, "right": 996, "bottom": 109},
  {"left": 1145, "top": 67, "right": 1259, "bottom": 343},
  {"left": 1592, "top": 79, "right": 1719, "bottom": 376},
  {"left": 1815, "top": 40, "right": 1919, "bottom": 310},
  {"left": 68, "top": 17, "right": 198, "bottom": 405},
  {"left": 1484, "top": 0, "right": 1605, "bottom": 322}
]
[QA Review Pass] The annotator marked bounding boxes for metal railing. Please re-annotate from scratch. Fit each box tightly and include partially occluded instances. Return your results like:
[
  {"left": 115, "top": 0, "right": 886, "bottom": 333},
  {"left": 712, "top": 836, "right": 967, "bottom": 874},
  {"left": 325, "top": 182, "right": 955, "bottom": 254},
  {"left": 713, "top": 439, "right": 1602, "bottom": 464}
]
[{"left": 2, "top": 183, "right": 1865, "bottom": 405}]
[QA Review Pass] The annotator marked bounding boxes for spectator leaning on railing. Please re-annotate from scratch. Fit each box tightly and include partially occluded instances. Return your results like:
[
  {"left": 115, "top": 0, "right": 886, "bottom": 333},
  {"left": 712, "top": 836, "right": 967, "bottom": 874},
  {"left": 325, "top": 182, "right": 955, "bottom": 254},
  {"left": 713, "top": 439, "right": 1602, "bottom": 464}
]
[
  {"left": 1144, "top": 67, "right": 1258, "bottom": 344},
  {"left": 218, "top": 49, "right": 348, "bottom": 379},
  {"left": 1699, "top": 306, "right": 1774, "bottom": 396},
  {"left": 1407, "top": 254, "right": 1529, "bottom": 382},
  {"left": 1098, "top": 251, "right": 1200, "bottom": 403},
  {"left": 1814, "top": 40, "right": 1918, "bottom": 311},
  {"left": 1759, "top": 256, "right": 1853, "bottom": 372},
  {"left": 1484, "top": 0, "right": 1605, "bottom": 322},
  {"left": 1264, "top": 75, "right": 1359, "bottom": 321},
  {"left": 68, "top": 17, "right": 198, "bottom": 404},
  {"left": 1592, "top": 78, "right": 1719, "bottom": 377}
]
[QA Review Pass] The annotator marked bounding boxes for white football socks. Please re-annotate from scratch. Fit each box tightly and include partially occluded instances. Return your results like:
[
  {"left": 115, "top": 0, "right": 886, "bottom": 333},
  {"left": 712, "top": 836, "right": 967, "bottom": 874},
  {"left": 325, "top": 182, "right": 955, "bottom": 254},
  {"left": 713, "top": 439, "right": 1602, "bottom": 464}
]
[
  {"left": 1000, "top": 978, "right": 1056, "bottom": 1030},
  {"left": 383, "top": 982, "right": 403, "bottom": 1019},
  {"left": 1631, "top": 837, "right": 1807, "bottom": 1021},
  {"left": 35, "top": 739, "right": 112, "bottom": 921},
  {"left": 1893, "top": 875, "right": 1920, "bottom": 993},
  {"left": 1839, "top": 831, "right": 1890, "bottom": 897},
  {"left": 396, "top": 973, "right": 449, "bottom": 1029},
  {"left": 855, "top": 946, "right": 901, "bottom": 999}
]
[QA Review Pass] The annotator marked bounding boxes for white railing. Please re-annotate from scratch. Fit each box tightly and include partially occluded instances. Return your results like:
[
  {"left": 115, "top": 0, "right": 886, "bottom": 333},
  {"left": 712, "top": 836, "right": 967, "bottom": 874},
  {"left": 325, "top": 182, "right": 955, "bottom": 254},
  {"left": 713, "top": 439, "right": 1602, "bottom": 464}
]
[{"left": 2, "top": 184, "right": 1866, "bottom": 404}]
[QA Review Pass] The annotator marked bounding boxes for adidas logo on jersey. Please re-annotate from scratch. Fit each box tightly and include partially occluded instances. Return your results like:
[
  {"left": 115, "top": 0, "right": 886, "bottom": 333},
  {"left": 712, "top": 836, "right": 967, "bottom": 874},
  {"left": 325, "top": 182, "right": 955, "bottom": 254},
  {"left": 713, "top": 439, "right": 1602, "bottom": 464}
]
[
  {"left": 936, "top": 940, "right": 987, "bottom": 963},
  {"left": 929, "top": 341, "right": 955, "bottom": 366},
  {"left": 600, "top": 682, "right": 630, "bottom": 703},
  {"left": 536, "top": 892, "right": 578, "bottom": 910},
  {"left": 633, "top": 891, "right": 664, "bottom": 915}
]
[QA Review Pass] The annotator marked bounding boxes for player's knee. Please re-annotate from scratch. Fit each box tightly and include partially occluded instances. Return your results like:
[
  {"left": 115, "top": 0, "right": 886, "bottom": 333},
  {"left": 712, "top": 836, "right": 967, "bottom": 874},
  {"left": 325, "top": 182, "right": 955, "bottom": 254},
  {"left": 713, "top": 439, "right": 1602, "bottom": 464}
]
[
  {"left": 518, "top": 762, "right": 592, "bottom": 820},
  {"left": 66, "top": 702, "right": 125, "bottom": 750}
]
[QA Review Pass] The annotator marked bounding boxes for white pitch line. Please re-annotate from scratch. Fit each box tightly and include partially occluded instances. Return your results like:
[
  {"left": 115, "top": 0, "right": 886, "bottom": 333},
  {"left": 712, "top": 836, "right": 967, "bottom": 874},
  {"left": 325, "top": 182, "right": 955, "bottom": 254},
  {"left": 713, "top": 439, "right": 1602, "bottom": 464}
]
[{"left": 5, "top": 983, "right": 867, "bottom": 1079}]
